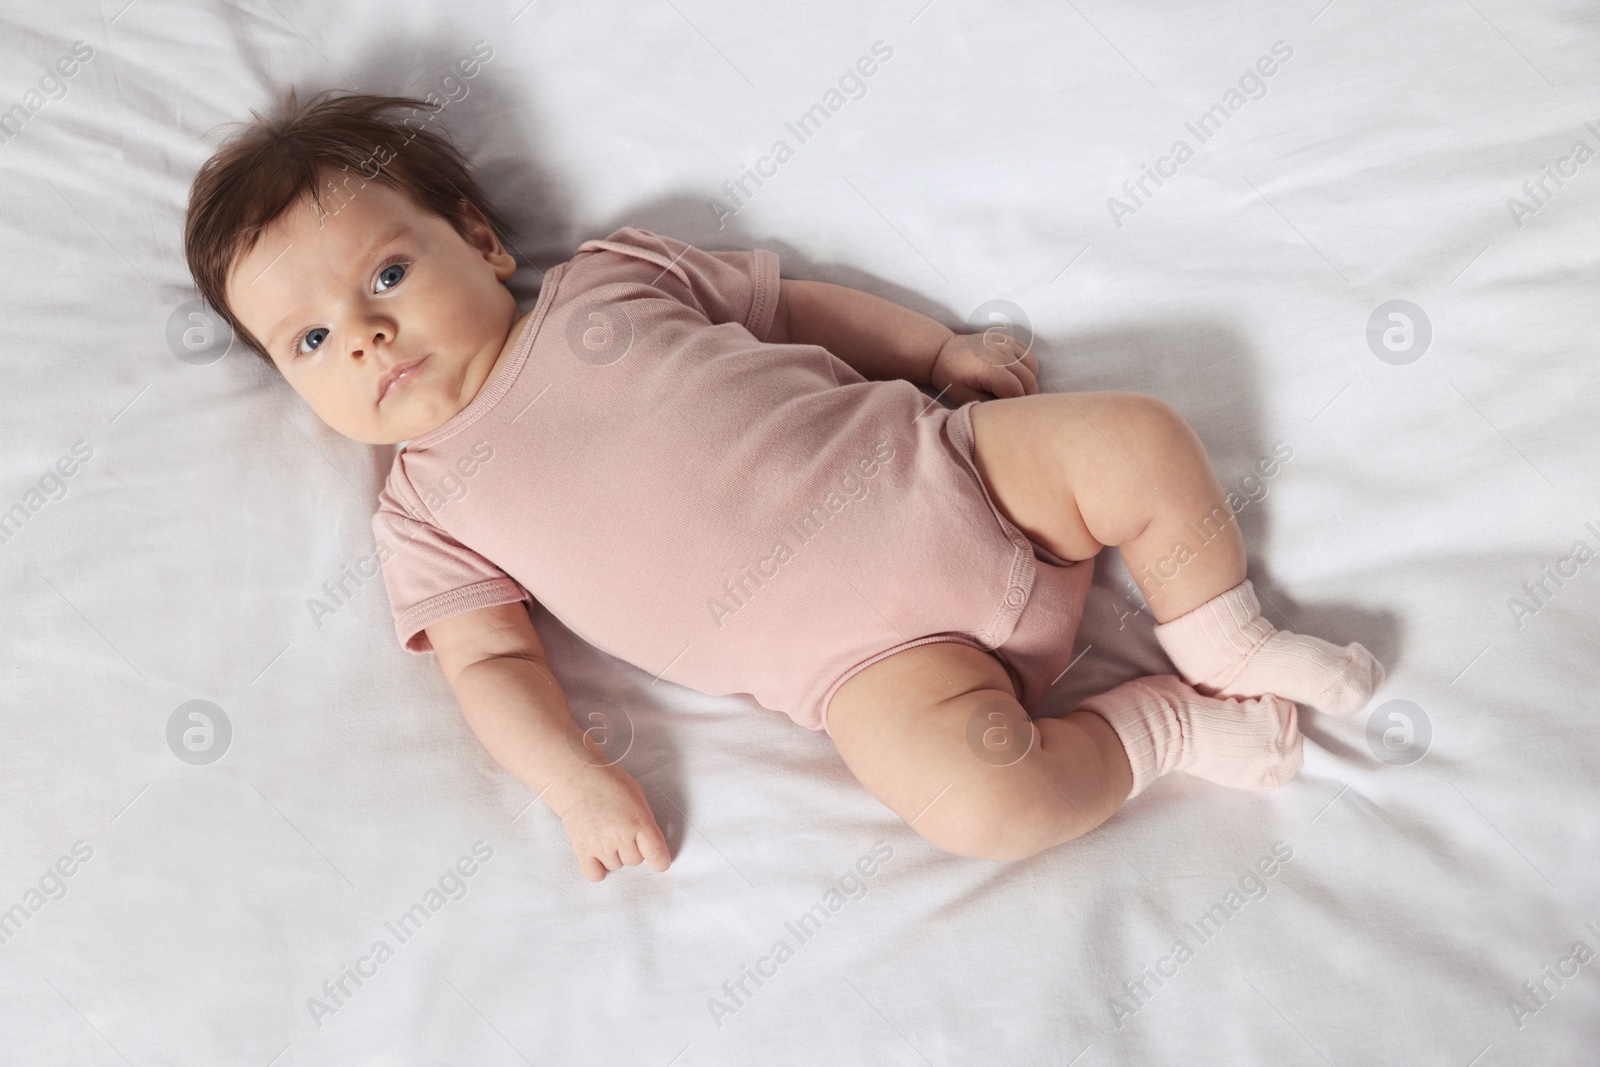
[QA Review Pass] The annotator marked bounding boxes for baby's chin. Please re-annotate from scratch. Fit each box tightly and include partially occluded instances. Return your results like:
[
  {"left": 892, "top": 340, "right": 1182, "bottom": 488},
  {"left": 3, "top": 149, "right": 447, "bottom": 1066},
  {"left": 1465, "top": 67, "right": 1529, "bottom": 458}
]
[
  {"left": 322, "top": 402, "right": 449, "bottom": 447},
  {"left": 369, "top": 393, "right": 472, "bottom": 444},
  {"left": 358, "top": 416, "right": 450, "bottom": 447}
]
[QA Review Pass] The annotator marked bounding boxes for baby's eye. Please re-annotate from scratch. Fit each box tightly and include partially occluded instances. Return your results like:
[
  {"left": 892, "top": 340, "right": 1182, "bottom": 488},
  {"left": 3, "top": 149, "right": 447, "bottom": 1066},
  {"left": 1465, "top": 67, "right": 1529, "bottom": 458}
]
[
  {"left": 298, "top": 327, "right": 329, "bottom": 355},
  {"left": 375, "top": 262, "right": 407, "bottom": 292}
]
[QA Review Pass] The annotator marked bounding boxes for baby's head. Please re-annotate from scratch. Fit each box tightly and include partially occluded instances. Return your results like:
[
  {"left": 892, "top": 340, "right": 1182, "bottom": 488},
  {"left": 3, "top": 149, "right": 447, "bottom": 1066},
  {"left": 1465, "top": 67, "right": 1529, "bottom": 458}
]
[{"left": 185, "top": 90, "right": 519, "bottom": 445}]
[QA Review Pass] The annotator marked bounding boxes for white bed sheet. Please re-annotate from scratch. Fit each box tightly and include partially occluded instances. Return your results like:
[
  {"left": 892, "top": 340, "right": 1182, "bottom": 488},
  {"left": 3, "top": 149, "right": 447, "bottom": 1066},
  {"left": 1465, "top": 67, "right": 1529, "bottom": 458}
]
[{"left": 3, "top": 0, "right": 1598, "bottom": 1063}]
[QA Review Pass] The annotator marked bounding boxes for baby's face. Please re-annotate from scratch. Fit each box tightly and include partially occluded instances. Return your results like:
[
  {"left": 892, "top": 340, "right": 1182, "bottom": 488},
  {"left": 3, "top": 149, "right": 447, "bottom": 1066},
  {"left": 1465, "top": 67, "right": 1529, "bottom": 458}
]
[{"left": 227, "top": 177, "right": 520, "bottom": 445}]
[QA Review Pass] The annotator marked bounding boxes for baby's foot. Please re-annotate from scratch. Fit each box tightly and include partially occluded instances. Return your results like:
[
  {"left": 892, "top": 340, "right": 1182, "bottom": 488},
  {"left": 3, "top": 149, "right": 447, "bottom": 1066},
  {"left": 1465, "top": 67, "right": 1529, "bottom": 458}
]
[
  {"left": 1151, "top": 579, "right": 1385, "bottom": 717},
  {"left": 1079, "top": 674, "right": 1303, "bottom": 796},
  {"left": 1180, "top": 687, "right": 1304, "bottom": 791},
  {"left": 1205, "top": 632, "right": 1385, "bottom": 718}
]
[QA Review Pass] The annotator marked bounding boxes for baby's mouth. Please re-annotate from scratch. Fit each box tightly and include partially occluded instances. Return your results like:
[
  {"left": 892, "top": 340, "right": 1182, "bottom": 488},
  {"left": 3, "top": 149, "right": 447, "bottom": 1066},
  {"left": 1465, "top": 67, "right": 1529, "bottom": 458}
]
[{"left": 378, "top": 356, "right": 428, "bottom": 403}]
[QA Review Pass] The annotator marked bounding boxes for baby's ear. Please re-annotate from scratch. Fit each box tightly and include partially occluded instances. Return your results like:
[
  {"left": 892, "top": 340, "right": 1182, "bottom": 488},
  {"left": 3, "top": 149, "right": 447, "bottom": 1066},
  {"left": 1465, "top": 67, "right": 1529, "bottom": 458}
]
[
  {"left": 459, "top": 200, "right": 494, "bottom": 246},
  {"left": 459, "top": 201, "right": 514, "bottom": 276}
]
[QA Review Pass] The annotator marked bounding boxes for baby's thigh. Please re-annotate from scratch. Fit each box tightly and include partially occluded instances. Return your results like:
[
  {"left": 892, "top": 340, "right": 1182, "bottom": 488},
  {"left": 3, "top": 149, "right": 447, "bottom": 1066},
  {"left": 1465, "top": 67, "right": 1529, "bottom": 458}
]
[
  {"left": 826, "top": 642, "right": 1032, "bottom": 830},
  {"left": 969, "top": 390, "right": 1195, "bottom": 556}
]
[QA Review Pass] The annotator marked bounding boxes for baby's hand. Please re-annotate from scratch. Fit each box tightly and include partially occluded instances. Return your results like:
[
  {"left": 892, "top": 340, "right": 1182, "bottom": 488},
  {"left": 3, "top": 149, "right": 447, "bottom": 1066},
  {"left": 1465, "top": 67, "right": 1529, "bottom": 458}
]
[
  {"left": 931, "top": 328, "right": 1041, "bottom": 404},
  {"left": 553, "top": 763, "right": 673, "bottom": 883}
]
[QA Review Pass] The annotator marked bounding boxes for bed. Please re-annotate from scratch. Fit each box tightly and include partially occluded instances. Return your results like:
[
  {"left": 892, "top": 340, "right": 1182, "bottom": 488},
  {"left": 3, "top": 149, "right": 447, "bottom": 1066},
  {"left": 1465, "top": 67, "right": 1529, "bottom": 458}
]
[{"left": 2, "top": 0, "right": 1597, "bottom": 1063}]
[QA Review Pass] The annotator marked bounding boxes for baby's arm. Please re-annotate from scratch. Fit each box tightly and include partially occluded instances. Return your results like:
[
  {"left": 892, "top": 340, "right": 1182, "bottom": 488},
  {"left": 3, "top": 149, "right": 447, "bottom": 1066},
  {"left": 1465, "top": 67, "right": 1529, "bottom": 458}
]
[
  {"left": 769, "top": 279, "right": 1040, "bottom": 402},
  {"left": 426, "top": 603, "right": 671, "bottom": 883}
]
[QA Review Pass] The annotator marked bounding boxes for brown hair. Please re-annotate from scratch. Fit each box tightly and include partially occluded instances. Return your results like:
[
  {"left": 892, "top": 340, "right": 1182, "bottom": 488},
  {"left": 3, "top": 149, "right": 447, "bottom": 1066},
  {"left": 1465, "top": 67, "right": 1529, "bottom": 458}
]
[{"left": 184, "top": 88, "right": 514, "bottom": 366}]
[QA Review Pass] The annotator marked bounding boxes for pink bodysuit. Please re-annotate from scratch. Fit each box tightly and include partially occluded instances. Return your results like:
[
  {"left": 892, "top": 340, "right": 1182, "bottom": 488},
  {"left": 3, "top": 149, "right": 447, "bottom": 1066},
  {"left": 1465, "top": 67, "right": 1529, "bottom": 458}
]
[{"left": 371, "top": 227, "right": 1093, "bottom": 734}]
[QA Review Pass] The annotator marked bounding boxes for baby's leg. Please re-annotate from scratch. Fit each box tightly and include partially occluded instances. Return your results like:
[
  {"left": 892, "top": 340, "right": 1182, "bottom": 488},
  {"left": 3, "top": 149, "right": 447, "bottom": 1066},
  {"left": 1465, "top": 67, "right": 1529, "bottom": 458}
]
[
  {"left": 968, "top": 392, "right": 1382, "bottom": 715},
  {"left": 826, "top": 643, "right": 1300, "bottom": 862}
]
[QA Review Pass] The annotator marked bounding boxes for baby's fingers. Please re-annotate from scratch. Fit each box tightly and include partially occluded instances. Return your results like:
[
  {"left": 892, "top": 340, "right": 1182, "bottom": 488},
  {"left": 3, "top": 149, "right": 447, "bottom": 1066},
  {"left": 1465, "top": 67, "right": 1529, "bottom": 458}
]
[
  {"left": 1006, "top": 358, "right": 1039, "bottom": 396},
  {"left": 992, "top": 338, "right": 1040, "bottom": 394},
  {"left": 579, "top": 854, "right": 608, "bottom": 883},
  {"left": 980, "top": 362, "right": 1029, "bottom": 400},
  {"left": 638, "top": 826, "right": 673, "bottom": 872}
]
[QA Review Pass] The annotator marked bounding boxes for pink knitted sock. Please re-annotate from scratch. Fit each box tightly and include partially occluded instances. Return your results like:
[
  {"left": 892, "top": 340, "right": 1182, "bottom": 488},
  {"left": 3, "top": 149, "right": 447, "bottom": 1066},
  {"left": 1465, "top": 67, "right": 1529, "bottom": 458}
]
[
  {"left": 1077, "top": 674, "right": 1303, "bottom": 798},
  {"left": 1151, "top": 579, "right": 1385, "bottom": 717}
]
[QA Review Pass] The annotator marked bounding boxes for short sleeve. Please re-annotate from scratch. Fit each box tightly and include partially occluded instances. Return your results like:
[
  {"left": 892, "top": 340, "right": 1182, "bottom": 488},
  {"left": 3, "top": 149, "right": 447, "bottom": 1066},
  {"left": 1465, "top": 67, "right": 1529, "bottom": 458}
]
[
  {"left": 573, "top": 227, "right": 782, "bottom": 343},
  {"left": 370, "top": 485, "right": 531, "bottom": 654}
]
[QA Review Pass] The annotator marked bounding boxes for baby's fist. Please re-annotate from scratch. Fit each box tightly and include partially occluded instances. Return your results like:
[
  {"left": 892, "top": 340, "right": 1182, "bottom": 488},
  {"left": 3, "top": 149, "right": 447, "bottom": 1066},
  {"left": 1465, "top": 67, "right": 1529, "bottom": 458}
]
[
  {"left": 555, "top": 764, "right": 673, "bottom": 883},
  {"left": 930, "top": 329, "right": 1040, "bottom": 405}
]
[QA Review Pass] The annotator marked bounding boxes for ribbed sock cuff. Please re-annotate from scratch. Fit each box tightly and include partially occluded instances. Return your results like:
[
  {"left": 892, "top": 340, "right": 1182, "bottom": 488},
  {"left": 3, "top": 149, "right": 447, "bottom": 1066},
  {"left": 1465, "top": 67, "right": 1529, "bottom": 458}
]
[
  {"left": 1078, "top": 679, "right": 1186, "bottom": 799},
  {"left": 1152, "top": 579, "right": 1277, "bottom": 688}
]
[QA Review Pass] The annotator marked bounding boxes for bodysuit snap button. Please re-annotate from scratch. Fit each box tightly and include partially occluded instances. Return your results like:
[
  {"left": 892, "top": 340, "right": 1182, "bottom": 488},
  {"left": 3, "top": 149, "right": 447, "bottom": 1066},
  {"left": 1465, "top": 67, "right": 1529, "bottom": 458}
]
[{"left": 1005, "top": 587, "right": 1025, "bottom": 607}]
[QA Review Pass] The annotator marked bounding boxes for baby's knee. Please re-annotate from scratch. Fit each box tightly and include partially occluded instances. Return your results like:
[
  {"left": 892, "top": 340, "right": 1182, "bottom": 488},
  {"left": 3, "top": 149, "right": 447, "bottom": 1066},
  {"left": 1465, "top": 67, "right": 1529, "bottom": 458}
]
[
  {"left": 911, "top": 769, "right": 1073, "bottom": 863},
  {"left": 1104, "top": 392, "right": 1197, "bottom": 456}
]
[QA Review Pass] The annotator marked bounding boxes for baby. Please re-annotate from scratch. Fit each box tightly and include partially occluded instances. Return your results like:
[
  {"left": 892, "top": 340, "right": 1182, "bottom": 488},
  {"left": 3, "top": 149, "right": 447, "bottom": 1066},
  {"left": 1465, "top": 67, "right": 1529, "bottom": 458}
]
[{"left": 186, "top": 91, "right": 1384, "bottom": 883}]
